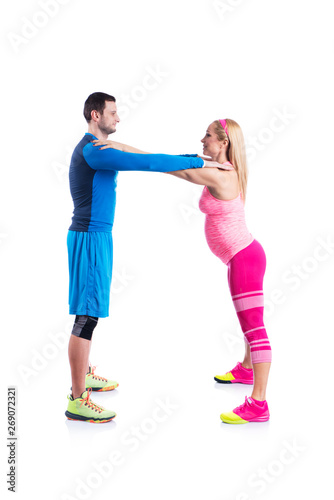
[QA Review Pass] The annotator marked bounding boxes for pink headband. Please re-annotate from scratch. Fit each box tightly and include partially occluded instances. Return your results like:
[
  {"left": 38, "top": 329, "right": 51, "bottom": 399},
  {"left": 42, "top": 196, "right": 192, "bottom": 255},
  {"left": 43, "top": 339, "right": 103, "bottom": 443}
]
[{"left": 219, "top": 119, "right": 229, "bottom": 137}]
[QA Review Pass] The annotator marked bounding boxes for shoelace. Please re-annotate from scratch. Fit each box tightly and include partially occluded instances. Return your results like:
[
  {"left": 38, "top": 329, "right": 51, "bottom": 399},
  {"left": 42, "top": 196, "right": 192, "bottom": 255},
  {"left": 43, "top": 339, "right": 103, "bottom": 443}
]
[
  {"left": 235, "top": 396, "right": 253, "bottom": 412},
  {"left": 89, "top": 365, "right": 108, "bottom": 382},
  {"left": 79, "top": 388, "right": 103, "bottom": 413}
]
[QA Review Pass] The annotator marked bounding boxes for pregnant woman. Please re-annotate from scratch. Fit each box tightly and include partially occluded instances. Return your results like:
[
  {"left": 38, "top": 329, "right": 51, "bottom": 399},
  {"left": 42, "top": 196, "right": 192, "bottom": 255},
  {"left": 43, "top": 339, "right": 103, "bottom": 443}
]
[{"left": 93, "top": 118, "right": 272, "bottom": 424}]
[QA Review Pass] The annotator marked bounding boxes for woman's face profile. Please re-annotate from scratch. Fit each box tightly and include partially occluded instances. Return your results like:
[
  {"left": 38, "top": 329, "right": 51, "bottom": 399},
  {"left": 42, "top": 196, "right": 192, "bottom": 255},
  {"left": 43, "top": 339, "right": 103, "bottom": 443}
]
[{"left": 201, "top": 122, "right": 221, "bottom": 158}]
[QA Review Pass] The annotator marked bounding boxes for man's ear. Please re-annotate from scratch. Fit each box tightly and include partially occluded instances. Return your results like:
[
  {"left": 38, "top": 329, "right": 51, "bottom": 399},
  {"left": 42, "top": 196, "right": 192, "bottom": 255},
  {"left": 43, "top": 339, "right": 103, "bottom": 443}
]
[{"left": 91, "top": 110, "right": 99, "bottom": 122}]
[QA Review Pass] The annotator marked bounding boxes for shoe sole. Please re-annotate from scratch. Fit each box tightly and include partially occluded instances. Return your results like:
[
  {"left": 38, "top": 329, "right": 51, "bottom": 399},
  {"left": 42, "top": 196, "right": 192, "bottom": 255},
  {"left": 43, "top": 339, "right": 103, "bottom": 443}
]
[
  {"left": 221, "top": 417, "right": 249, "bottom": 424},
  {"left": 220, "top": 416, "right": 269, "bottom": 424},
  {"left": 214, "top": 377, "right": 253, "bottom": 385},
  {"left": 71, "top": 384, "right": 119, "bottom": 391},
  {"left": 89, "top": 384, "right": 119, "bottom": 392},
  {"left": 220, "top": 417, "right": 269, "bottom": 425},
  {"left": 65, "top": 410, "right": 116, "bottom": 423}
]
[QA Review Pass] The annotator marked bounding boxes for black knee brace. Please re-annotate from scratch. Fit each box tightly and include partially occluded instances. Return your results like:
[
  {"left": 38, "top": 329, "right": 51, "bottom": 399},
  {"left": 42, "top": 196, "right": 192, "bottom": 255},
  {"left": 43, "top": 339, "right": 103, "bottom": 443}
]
[{"left": 71, "top": 315, "right": 98, "bottom": 341}]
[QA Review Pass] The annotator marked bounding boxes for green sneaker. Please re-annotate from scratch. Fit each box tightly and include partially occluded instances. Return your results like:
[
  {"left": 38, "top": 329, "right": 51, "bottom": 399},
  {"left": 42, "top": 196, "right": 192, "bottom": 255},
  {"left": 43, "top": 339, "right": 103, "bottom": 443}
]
[
  {"left": 86, "top": 365, "right": 119, "bottom": 392},
  {"left": 65, "top": 389, "right": 116, "bottom": 423}
]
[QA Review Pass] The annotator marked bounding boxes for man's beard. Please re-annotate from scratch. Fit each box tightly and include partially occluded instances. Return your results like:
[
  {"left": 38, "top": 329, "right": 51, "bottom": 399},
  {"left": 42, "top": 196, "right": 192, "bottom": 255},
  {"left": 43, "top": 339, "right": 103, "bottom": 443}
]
[
  {"left": 99, "top": 124, "right": 116, "bottom": 136},
  {"left": 99, "top": 124, "right": 116, "bottom": 135}
]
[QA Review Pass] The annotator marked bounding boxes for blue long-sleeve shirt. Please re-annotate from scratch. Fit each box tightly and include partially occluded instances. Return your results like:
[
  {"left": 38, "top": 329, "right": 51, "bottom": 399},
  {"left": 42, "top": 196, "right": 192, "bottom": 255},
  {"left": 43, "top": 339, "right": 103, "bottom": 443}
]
[{"left": 68, "top": 133, "right": 204, "bottom": 232}]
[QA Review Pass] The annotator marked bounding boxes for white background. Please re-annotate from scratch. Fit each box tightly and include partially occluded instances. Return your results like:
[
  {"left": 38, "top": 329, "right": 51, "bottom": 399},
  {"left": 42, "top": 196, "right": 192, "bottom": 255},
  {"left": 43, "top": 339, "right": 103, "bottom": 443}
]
[{"left": 1, "top": 0, "right": 334, "bottom": 499}]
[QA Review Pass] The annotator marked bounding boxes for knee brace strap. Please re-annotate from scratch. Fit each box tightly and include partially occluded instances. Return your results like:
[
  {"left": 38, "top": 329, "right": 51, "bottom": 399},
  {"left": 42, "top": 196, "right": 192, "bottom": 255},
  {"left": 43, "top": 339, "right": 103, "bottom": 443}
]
[{"left": 71, "top": 315, "right": 98, "bottom": 341}]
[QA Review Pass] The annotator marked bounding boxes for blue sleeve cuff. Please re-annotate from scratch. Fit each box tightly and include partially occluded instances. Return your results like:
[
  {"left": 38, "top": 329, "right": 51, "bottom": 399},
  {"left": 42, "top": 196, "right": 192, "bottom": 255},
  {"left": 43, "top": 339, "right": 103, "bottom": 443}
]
[{"left": 178, "top": 154, "right": 198, "bottom": 157}]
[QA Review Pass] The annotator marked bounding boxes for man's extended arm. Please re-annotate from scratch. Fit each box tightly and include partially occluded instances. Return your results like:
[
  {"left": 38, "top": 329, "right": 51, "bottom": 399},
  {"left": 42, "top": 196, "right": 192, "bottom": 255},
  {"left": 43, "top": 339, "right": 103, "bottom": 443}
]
[{"left": 83, "top": 142, "right": 204, "bottom": 173}]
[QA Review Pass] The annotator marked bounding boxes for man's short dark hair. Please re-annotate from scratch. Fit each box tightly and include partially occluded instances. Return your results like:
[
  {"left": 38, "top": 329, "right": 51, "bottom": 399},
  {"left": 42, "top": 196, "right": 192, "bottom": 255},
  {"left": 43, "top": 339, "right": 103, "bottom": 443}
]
[{"left": 83, "top": 92, "right": 116, "bottom": 122}]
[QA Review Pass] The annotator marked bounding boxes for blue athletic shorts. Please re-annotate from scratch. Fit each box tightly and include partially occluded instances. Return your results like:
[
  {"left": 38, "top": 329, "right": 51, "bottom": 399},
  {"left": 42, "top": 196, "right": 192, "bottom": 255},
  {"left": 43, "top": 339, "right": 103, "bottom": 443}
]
[{"left": 67, "top": 231, "right": 113, "bottom": 318}]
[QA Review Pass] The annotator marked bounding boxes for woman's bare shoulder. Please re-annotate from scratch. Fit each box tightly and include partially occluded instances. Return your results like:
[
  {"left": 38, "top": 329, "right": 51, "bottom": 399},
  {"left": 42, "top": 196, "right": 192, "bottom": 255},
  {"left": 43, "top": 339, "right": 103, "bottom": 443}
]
[{"left": 209, "top": 168, "right": 240, "bottom": 200}]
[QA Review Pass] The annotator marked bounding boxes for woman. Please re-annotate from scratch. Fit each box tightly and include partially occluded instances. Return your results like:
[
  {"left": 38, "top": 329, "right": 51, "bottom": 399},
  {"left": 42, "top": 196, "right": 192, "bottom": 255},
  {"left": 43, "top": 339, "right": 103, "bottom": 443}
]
[{"left": 93, "top": 118, "right": 272, "bottom": 424}]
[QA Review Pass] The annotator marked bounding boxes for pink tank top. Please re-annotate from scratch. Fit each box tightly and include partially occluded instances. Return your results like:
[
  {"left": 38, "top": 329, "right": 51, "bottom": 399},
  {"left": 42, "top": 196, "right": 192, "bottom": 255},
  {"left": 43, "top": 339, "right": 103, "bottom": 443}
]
[{"left": 198, "top": 163, "right": 254, "bottom": 264}]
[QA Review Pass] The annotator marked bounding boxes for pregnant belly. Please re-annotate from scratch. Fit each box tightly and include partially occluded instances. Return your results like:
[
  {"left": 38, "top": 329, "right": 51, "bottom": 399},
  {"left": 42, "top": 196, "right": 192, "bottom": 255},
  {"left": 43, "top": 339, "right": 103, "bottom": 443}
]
[{"left": 204, "top": 219, "right": 228, "bottom": 259}]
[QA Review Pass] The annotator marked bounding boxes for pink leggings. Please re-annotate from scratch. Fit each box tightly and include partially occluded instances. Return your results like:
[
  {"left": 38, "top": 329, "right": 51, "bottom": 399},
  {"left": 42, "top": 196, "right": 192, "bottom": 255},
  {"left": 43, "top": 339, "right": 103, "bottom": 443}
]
[{"left": 227, "top": 239, "right": 272, "bottom": 364}]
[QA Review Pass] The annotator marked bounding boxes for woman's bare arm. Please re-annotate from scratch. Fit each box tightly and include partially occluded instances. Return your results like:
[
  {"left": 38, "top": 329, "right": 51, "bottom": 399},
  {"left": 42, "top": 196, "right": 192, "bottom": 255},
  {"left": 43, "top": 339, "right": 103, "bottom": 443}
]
[
  {"left": 92, "top": 139, "right": 151, "bottom": 154},
  {"left": 167, "top": 167, "right": 230, "bottom": 188}
]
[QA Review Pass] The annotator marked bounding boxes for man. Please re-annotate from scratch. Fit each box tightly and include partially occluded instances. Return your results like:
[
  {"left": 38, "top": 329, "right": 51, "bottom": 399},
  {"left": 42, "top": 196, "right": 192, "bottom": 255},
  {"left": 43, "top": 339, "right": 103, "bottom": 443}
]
[{"left": 65, "top": 92, "right": 220, "bottom": 423}]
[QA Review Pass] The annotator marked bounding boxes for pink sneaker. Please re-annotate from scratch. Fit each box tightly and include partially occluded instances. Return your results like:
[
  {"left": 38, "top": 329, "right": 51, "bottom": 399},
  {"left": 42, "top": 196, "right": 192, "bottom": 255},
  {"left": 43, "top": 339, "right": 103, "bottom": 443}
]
[
  {"left": 220, "top": 396, "right": 270, "bottom": 424},
  {"left": 214, "top": 362, "right": 253, "bottom": 385}
]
